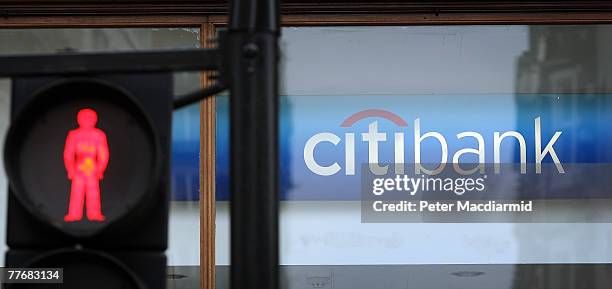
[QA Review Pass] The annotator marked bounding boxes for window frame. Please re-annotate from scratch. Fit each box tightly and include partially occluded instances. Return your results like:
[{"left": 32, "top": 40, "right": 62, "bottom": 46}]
[{"left": 2, "top": 3, "right": 612, "bottom": 289}]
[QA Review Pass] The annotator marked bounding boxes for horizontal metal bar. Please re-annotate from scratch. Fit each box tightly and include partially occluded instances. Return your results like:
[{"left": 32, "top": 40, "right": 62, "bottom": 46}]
[
  {"left": 173, "top": 83, "right": 227, "bottom": 109},
  {"left": 0, "top": 48, "right": 221, "bottom": 77}
]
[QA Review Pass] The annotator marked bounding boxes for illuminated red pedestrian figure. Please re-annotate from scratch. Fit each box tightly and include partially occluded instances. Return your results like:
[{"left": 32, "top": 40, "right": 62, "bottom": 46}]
[{"left": 63, "top": 108, "right": 109, "bottom": 222}]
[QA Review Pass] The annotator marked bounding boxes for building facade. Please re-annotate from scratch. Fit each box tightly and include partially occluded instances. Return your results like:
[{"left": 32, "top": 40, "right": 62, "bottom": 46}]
[{"left": 2, "top": 1, "right": 612, "bottom": 289}]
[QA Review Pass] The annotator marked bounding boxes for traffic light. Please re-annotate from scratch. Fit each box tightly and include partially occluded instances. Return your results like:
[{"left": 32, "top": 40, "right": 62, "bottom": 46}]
[
  {"left": 4, "top": 73, "right": 172, "bottom": 289},
  {"left": 0, "top": 0, "right": 281, "bottom": 286}
]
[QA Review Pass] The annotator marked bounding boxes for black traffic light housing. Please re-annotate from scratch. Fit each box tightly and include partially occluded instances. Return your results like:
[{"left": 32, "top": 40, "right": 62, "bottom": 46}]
[{"left": 4, "top": 73, "right": 172, "bottom": 289}]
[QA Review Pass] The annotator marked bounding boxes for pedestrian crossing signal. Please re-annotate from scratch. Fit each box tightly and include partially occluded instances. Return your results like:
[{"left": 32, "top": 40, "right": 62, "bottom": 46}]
[
  {"left": 4, "top": 77, "right": 162, "bottom": 238},
  {"left": 4, "top": 74, "right": 172, "bottom": 289},
  {"left": 63, "top": 108, "right": 109, "bottom": 223}
]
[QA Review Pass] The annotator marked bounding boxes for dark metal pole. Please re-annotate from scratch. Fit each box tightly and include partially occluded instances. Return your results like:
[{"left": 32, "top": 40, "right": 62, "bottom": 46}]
[{"left": 228, "top": 0, "right": 280, "bottom": 289}]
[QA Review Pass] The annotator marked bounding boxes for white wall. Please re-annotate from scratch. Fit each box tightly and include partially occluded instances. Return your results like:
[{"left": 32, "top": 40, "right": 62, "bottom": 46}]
[
  {"left": 168, "top": 202, "right": 200, "bottom": 265},
  {"left": 215, "top": 202, "right": 612, "bottom": 265}
]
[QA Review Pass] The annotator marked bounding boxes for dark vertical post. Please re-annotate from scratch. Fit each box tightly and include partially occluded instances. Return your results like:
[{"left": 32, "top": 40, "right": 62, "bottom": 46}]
[{"left": 228, "top": 0, "right": 280, "bottom": 289}]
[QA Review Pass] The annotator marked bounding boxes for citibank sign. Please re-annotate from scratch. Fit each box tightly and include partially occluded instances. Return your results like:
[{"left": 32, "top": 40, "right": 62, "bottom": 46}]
[{"left": 303, "top": 109, "right": 565, "bottom": 176}]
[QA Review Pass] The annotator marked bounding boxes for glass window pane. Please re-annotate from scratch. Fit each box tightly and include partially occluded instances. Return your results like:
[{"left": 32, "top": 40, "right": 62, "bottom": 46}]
[{"left": 216, "top": 25, "right": 612, "bottom": 288}]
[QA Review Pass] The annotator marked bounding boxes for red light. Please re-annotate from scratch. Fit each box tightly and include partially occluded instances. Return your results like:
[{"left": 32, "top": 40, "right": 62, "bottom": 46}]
[{"left": 63, "top": 108, "right": 109, "bottom": 222}]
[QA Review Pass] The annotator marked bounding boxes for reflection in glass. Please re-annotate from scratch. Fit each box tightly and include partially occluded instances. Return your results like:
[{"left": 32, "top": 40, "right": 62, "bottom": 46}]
[{"left": 214, "top": 25, "right": 612, "bottom": 289}]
